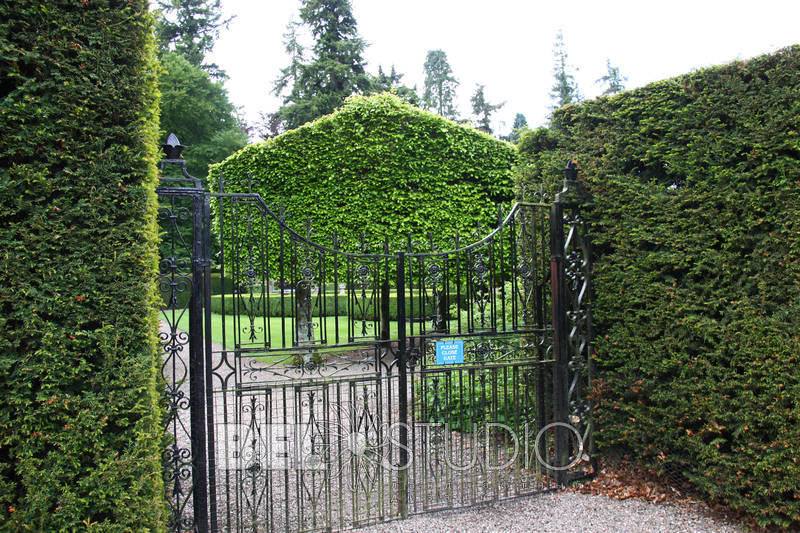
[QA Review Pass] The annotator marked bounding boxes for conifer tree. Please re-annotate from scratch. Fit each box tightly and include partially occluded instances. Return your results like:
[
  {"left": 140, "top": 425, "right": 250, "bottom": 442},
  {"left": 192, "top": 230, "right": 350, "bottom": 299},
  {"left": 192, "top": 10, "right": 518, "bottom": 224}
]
[
  {"left": 504, "top": 112, "right": 528, "bottom": 143},
  {"left": 470, "top": 84, "right": 504, "bottom": 134},
  {"left": 550, "top": 30, "right": 580, "bottom": 109},
  {"left": 276, "top": 0, "right": 371, "bottom": 130},
  {"left": 422, "top": 49, "right": 459, "bottom": 120},
  {"left": 597, "top": 59, "right": 627, "bottom": 95}
]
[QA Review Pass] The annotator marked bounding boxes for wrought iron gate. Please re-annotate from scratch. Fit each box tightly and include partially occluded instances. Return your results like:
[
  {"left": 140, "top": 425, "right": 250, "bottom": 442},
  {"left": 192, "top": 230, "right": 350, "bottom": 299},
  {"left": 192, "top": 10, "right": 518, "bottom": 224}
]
[{"left": 156, "top": 136, "right": 593, "bottom": 533}]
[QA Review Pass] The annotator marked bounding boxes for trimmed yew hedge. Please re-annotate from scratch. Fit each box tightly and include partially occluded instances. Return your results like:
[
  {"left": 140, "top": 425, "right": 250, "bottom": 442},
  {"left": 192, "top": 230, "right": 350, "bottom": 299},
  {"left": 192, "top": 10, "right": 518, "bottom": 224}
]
[
  {"left": 0, "top": 1, "right": 165, "bottom": 530},
  {"left": 209, "top": 93, "right": 517, "bottom": 256},
  {"left": 517, "top": 46, "right": 800, "bottom": 528}
]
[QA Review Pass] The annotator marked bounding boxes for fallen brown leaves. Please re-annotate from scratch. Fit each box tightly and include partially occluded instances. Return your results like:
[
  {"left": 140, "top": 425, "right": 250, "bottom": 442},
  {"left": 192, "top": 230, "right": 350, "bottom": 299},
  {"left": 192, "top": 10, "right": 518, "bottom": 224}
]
[
  {"left": 569, "top": 457, "right": 752, "bottom": 529},
  {"left": 570, "top": 457, "right": 700, "bottom": 505}
]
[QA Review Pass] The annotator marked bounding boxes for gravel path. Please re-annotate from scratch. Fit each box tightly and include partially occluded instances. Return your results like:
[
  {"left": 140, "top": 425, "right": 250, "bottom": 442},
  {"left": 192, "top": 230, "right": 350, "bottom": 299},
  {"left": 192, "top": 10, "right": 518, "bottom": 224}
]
[{"left": 358, "top": 491, "right": 744, "bottom": 533}]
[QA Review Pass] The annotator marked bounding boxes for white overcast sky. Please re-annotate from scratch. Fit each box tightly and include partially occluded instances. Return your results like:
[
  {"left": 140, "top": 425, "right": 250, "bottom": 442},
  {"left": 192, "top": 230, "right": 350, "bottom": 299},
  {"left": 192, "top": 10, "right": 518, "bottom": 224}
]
[{"left": 208, "top": 0, "right": 800, "bottom": 136}]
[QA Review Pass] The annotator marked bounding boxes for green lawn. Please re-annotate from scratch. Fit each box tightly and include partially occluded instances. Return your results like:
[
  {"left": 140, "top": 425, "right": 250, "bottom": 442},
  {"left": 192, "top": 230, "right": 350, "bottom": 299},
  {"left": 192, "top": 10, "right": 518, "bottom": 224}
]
[
  {"left": 164, "top": 309, "right": 475, "bottom": 353},
  {"left": 168, "top": 310, "right": 400, "bottom": 352}
]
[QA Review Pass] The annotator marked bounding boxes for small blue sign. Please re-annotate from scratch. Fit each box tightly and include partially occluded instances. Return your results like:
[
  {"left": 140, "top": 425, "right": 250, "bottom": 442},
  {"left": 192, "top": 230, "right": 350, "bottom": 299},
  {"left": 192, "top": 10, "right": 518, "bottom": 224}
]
[{"left": 435, "top": 340, "right": 464, "bottom": 365}]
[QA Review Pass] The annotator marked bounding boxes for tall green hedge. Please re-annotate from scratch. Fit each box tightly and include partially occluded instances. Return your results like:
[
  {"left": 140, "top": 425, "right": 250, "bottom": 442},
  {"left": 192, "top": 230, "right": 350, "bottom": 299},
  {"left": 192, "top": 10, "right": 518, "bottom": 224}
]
[
  {"left": 0, "top": 1, "right": 165, "bottom": 530},
  {"left": 210, "top": 93, "right": 517, "bottom": 253},
  {"left": 517, "top": 46, "right": 800, "bottom": 528}
]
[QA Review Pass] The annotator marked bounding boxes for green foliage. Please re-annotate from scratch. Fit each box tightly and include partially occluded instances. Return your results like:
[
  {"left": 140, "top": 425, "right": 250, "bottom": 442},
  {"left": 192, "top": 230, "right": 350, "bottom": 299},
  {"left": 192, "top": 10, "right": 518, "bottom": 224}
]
[
  {"left": 418, "top": 365, "right": 537, "bottom": 434},
  {"left": 514, "top": 127, "right": 569, "bottom": 199},
  {"left": 369, "top": 65, "right": 419, "bottom": 107},
  {"left": 157, "top": 52, "right": 247, "bottom": 183},
  {"left": 422, "top": 49, "right": 459, "bottom": 120},
  {"left": 0, "top": 1, "right": 165, "bottom": 530},
  {"left": 517, "top": 46, "right": 800, "bottom": 528},
  {"left": 211, "top": 93, "right": 517, "bottom": 257}
]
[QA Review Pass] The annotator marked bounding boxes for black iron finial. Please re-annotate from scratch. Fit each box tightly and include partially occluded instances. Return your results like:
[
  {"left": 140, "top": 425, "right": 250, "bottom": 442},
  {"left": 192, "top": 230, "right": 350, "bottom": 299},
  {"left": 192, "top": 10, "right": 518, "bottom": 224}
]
[
  {"left": 555, "top": 159, "right": 585, "bottom": 203},
  {"left": 157, "top": 133, "right": 201, "bottom": 188},
  {"left": 161, "top": 132, "right": 186, "bottom": 160},
  {"left": 564, "top": 160, "right": 578, "bottom": 182}
]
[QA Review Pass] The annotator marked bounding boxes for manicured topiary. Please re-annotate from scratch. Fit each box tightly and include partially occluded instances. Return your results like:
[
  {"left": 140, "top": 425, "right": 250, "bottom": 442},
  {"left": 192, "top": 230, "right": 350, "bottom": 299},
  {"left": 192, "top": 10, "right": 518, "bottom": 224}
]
[
  {"left": 517, "top": 46, "right": 800, "bottom": 528},
  {"left": 0, "top": 1, "right": 165, "bottom": 530},
  {"left": 210, "top": 93, "right": 517, "bottom": 253}
]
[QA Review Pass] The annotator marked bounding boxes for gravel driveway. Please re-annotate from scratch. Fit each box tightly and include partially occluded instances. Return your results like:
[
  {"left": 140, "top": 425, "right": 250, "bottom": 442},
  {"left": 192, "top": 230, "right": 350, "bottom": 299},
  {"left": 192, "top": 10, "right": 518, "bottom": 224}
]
[{"left": 358, "top": 491, "right": 743, "bottom": 533}]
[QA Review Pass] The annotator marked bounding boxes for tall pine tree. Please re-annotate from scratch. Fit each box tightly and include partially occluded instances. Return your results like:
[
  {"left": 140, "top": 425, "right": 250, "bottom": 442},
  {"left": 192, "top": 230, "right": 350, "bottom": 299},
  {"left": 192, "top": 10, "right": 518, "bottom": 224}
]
[
  {"left": 597, "top": 58, "right": 627, "bottom": 95},
  {"left": 422, "top": 49, "right": 459, "bottom": 120},
  {"left": 550, "top": 30, "right": 580, "bottom": 109},
  {"left": 155, "top": 0, "right": 230, "bottom": 77},
  {"left": 273, "top": 19, "right": 305, "bottom": 99},
  {"left": 470, "top": 84, "right": 504, "bottom": 134},
  {"left": 276, "top": 0, "right": 371, "bottom": 130}
]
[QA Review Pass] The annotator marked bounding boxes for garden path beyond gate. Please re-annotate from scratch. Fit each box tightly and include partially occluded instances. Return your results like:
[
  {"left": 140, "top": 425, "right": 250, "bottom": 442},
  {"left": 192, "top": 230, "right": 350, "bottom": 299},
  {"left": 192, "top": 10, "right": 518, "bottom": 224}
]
[{"left": 156, "top": 136, "right": 593, "bottom": 532}]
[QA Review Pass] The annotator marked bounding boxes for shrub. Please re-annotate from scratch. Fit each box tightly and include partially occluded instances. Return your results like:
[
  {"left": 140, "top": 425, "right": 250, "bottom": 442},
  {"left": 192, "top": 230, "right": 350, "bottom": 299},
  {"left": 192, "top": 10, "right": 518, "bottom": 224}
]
[
  {"left": 0, "top": 1, "right": 165, "bottom": 530},
  {"left": 209, "top": 93, "right": 518, "bottom": 270},
  {"left": 517, "top": 46, "right": 800, "bottom": 528}
]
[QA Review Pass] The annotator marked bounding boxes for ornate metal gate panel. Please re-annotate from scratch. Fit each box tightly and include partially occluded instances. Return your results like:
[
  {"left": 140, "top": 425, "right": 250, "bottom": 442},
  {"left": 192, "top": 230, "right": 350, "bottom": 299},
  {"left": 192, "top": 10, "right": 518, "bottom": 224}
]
[
  {"left": 206, "top": 188, "right": 407, "bottom": 532},
  {"left": 155, "top": 138, "right": 593, "bottom": 533},
  {"left": 401, "top": 200, "right": 561, "bottom": 513}
]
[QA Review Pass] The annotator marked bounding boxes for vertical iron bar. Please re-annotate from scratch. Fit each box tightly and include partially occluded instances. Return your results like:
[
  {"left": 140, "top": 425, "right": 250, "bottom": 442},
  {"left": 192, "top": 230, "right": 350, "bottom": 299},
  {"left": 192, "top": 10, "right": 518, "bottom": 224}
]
[
  {"left": 406, "top": 236, "right": 415, "bottom": 341},
  {"left": 381, "top": 239, "right": 390, "bottom": 343},
  {"left": 190, "top": 192, "right": 210, "bottom": 532},
  {"left": 202, "top": 192, "right": 218, "bottom": 531},
  {"left": 333, "top": 232, "right": 340, "bottom": 344},
  {"left": 550, "top": 200, "right": 568, "bottom": 486},
  {"left": 454, "top": 231, "right": 462, "bottom": 335},
  {"left": 231, "top": 198, "right": 241, "bottom": 350},
  {"left": 534, "top": 206, "right": 548, "bottom": 474},
  {"left": 264, "top": 206, "right": 271, "bottom": 349},
  {"left": 291, "top": 235, "right": 298, "bottom": 346},
  {"left": 509, "top": 211, "right": 518, "bottom": 331},
  {"left": 395, "top": 251, "right": 409, "bottom": 519},
  {"left": 260, "top": 207, "right": 269, "bottom": 349},
  {"left": 282, "top": 387, "right": 290, "bottom": 533},
  {"left": 336, "top": 382, "right": 344, "bottom": 531},
  {"left": 498, "top": 205, "right": 507, "bottom": 332},
  {"left": 279, "top": 216, "right": 286, "bottom": 348},
  {"left": 217, "top": 188, "right": 228, "bottom": 368},
  {"left": 347, "top": 257, "right": 354, "bottom": 342}
]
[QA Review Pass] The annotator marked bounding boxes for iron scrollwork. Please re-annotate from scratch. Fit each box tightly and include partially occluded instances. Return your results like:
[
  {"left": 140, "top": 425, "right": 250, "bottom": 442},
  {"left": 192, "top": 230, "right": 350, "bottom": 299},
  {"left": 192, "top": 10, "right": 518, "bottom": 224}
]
[{"left": 157, "top": 200, "right": 197, "bottom": 532}]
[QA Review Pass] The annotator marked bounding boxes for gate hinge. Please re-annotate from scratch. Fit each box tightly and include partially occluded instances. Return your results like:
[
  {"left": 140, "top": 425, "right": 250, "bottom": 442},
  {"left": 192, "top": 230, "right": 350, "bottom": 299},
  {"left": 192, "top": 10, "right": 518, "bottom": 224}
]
[{"left": 193, "top": 257, "right": 212, "bottom": 267}]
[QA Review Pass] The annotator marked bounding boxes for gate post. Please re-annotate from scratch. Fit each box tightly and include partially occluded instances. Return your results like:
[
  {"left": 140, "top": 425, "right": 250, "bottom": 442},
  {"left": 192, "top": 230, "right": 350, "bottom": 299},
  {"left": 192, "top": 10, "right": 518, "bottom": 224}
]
[
  {"left": 395, "top": 251, "right": 409, "bottom": 519},
  {"left": 157, "top": 134, "right": 210, "bottom": 532},
  {"left": 550, "top": 160, "right": 583, "bottom": 486}
]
